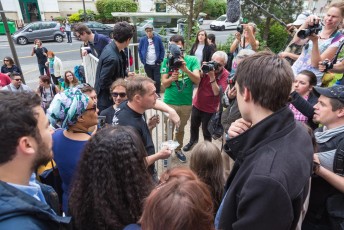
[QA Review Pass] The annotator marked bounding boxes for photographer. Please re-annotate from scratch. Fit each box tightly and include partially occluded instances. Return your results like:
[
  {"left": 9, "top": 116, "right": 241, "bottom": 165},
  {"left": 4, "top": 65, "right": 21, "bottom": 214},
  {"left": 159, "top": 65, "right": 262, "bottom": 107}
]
[
  {"left": 183, "top": 51, "right": 228, "bottom": 152},
  {"left": 292, "top": 2, "right": 344, "bottom": 85},
  {"left": 161, "top": 35, "right": 201, "bottom": 163},
  {"left": 229, "top": 22, "right": 259, "bottom": 75}
]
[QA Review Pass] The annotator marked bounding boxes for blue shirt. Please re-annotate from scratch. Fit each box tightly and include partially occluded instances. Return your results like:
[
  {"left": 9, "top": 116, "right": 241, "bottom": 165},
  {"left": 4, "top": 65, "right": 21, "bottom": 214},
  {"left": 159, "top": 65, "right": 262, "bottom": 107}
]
[
  {"left": 86, "top": 33, "right": 111, "bottom": 58},
  {"left": 52, "top": 129, "right": 88, "bottom": 213},
  {"left": 8, "top": 173, "right": 47, "bottom": 204}
]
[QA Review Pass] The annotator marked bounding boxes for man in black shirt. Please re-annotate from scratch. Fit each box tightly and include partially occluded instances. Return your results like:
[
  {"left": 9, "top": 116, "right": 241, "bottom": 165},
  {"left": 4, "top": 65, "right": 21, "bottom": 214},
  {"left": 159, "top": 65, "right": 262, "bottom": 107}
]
[
  {"left": 31, "top": 39, "right": 48, "bottom": 76},
  {"left": 113, "top": 76, "right": 180, "bottom": 181}
]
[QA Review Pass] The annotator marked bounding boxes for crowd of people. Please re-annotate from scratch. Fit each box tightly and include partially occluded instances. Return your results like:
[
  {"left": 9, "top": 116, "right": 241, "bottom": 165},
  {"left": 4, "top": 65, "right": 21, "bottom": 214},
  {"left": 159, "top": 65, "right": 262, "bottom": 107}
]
[{"left": 0, "top": 2, "right": 344, "bottom": 229}]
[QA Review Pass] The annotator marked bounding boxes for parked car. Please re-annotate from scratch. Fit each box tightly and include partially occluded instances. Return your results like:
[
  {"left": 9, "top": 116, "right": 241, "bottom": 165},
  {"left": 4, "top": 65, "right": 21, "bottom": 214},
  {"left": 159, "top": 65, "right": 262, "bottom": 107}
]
[
  {"left": 72, "top": 21, "right": 113, "bottom": 38},
  {"left": 210, "top": 15, "right": 240, "bottom": 31},
  {"left": 12, "top": 21, "right": 65, "bottom": 45}
]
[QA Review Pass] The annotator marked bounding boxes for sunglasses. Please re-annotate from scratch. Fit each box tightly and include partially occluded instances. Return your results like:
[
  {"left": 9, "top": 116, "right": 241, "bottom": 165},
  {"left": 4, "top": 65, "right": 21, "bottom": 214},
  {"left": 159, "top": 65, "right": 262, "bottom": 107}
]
[
  {"left": 4, "top": 60, "right": 9, "bottom": 62},
  {"left": 14, "top": 78, "right": 22, "bottom": 81},
  {"left": 112, "top": 92, "right": 127, "bottom": 98},
  {"left": 85, "top": 103, "right": 97, "bottom": 112},
  {"left": 76, "top": 33, "right": 83, "bottom": 38}
]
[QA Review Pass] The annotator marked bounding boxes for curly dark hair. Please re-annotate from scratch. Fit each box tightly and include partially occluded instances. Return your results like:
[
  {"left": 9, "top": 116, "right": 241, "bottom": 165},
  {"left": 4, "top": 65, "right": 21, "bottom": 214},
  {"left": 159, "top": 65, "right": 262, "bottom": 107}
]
[
  {"left": 69, "top": 126, "right": 154, "bottom": 230},
  {"left": 0, "top": 92, "right": 41, "bottom": 164}
]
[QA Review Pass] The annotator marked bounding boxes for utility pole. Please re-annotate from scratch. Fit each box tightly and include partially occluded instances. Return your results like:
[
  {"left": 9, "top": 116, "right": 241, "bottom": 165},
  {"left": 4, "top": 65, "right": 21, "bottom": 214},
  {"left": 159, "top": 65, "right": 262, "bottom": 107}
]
[
  {"left": 0, "top": 1, "right": 25, "bottom": 83},
  {"left": 82, "top": 0, "right": 87, "bottom": 21}
]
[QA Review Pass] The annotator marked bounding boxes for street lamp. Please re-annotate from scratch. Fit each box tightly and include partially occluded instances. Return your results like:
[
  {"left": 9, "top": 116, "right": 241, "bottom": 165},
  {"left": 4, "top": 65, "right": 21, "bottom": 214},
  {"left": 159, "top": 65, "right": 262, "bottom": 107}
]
[{"left": 82, "top": 0, "right": 87, "bottom": 21}]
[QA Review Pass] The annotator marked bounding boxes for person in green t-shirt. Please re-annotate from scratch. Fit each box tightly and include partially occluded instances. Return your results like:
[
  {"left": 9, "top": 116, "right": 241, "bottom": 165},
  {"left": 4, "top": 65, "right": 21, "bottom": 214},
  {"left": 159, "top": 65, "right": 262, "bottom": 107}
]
[{"left": 161, "top": 35, "right": 201, "bottom": 163}]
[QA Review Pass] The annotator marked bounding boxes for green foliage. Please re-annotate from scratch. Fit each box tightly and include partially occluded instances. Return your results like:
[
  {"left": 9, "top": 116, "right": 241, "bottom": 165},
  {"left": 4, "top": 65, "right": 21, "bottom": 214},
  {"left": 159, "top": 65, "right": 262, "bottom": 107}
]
[
  {"left": 159, "top": 26, "right": 167, "bottom": 36},
  {"left": 69, "top": 13, "right": 80, "bottom": 23},
  {"left": 68, "top": 10, "right": 95, "bottom": 22},
  {"left": 183, "top": 21, "right": 200, "bottom": 51},
  {"left": 54, "top": 16, "right": 67, "bottom": 23},
  {"left": 202, "top": 0, "right": 226, "bottom": 18},
  {"left": 264, "top": 22, "right": 289, "bottom": 53},
  {"left": 217, "top": 34, "right": 235, "bottom": 52},
  {"left": 95, "top": 0, "right": 138, "bottom": 22}
]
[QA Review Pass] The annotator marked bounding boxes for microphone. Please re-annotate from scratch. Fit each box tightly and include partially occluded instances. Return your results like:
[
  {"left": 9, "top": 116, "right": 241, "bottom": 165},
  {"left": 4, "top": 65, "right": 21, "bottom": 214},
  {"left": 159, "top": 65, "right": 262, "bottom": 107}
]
[{"left": 227, "top": 0, "right": 241, "bottom": 23}]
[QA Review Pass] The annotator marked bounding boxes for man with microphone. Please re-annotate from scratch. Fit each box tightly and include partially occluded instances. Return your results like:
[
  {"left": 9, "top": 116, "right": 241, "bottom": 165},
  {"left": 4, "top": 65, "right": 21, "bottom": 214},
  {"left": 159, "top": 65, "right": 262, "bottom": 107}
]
[{"left": 161, "top": 35, "right": 200, "bottom": 163}]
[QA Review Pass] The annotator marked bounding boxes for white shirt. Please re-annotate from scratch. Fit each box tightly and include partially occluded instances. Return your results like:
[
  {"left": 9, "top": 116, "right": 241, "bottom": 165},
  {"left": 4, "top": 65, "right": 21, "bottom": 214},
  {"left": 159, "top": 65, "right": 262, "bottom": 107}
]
[
  {"left": 195, "top": 44, "right": 205, "bottom": 64},
  {"left": 146, "top": 38, "right": 156, "bottom": 65}
]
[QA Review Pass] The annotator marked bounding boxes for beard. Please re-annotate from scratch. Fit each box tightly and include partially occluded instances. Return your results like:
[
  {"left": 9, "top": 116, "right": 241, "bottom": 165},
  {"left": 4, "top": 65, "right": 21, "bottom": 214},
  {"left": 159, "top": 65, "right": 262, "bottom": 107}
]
[{"left": 32, "top": 140, "right": 53, "bottom": 171}]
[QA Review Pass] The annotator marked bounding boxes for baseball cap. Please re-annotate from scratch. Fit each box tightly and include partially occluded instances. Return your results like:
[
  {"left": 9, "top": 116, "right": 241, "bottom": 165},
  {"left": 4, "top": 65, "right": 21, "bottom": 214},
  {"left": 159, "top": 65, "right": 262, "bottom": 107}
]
[
  {"left": 313, "top": 85, "right": 344, "bottom": 103},
  {"left": 293, "top": 13, "right": 308, "bottom": 26},
  {"left": 144, "top": 24, "right": 154, "bottom": 30}
]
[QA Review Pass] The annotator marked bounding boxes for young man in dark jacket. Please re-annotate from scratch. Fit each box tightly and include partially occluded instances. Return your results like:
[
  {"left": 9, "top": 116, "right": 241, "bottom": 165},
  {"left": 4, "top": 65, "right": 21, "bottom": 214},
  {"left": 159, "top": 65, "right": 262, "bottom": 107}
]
[
  {"left": 138, "top": 24, "right": 165, "bottom": 96},
  {"left": 215, "top": 51, "right": 313, "bottom": 230},
  {"left": 95, "top": 21, "right": 134, "bottom": 112},
  {"left": 0, "top": 91, "right": 71, "bottom": 229}
]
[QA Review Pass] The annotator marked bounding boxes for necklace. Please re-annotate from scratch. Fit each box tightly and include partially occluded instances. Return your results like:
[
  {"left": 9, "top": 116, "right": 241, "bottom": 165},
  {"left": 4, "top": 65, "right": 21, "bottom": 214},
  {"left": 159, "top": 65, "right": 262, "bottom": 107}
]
[{"left": 67, "top": 129, "right": 90, "bottom": 134}]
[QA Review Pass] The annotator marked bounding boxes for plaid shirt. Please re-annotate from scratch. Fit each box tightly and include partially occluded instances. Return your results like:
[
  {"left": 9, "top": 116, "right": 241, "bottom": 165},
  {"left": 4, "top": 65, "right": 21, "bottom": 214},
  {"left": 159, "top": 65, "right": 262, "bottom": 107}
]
[{"left": 289, "top": 95, "right": 309, "bottom": 123}]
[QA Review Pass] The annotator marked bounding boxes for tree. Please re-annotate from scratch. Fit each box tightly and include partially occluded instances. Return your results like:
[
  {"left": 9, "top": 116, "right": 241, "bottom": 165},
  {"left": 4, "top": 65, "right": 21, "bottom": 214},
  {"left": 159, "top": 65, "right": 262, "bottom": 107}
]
[{"left": 241, "top": 0, "right": 302, "bottom": 43}]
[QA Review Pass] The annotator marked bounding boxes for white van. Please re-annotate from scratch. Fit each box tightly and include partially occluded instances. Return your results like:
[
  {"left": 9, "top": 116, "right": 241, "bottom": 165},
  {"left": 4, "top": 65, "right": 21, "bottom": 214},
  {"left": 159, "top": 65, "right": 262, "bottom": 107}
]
[{"left": 210, "top": 14, "right": 240, "bottom": 31}]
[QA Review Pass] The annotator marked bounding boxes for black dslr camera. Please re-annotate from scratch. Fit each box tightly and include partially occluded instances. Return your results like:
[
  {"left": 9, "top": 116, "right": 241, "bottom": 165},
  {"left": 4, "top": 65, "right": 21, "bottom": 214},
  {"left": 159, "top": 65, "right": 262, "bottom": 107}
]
[
  {"left": 236, "top": 25, "right": 244, "bottom": 34},
  {"left": 202, "top": 61, "right": 220, "bottom": 73},
  {"left": 321, "top": 60, "right": 334, "bottom": 72},
  {"left": 167, "top": 44, "right": 183, "bottom": 70},
  {"left": 297, "top": 22, "right": 322, "bottom": 39}
]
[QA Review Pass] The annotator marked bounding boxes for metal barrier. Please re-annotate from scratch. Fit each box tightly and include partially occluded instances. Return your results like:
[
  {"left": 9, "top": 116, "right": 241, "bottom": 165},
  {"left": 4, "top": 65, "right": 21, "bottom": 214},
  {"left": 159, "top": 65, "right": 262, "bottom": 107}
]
[{"left": 82, "top": 43, "right": 145, "bottom": 88}]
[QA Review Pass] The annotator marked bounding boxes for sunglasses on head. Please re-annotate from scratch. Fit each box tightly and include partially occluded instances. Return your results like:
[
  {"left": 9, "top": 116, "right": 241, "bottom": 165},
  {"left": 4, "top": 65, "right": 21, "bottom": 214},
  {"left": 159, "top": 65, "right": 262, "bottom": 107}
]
[{"left": 112, "top": 92, "right": 127, "bottom": 98}]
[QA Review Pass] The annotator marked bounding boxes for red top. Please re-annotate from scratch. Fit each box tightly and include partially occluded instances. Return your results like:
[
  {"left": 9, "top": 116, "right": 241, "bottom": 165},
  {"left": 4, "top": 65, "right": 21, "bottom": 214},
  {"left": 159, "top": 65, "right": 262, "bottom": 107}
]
[
  {"left": 0, "top": 73, "right": 11, "bottom": 87},
  {"left": 193, "top": 68, "right": 228, "bottom": 113}
]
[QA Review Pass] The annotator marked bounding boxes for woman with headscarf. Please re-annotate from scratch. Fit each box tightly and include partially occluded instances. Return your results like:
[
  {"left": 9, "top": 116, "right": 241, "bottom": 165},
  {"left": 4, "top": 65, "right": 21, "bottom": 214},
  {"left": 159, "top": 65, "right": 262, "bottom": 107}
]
[{"left": 47, "top": 88, "right": 98, "bottom": 214}]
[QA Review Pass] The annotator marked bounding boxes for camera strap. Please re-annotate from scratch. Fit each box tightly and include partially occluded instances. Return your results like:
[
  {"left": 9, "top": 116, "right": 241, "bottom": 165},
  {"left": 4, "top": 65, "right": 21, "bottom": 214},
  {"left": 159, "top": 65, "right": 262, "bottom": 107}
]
[{"left": 330, "top": 38, "right": 344, "bottom": 65}]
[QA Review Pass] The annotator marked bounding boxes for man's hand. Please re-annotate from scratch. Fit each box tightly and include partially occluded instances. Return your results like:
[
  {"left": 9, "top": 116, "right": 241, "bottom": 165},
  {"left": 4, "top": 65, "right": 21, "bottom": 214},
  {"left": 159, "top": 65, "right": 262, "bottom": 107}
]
[
  {"left": 148, "top": 114, "right": 160, "bottom": 130},
  {"left": 227, "top": 86, "right": 237, "bottom": 99},
  {"left": 156, "top": 147, "right": 172, "bottom": 160},
  {"left": 170, "top": 70, "right": 179, "bottom": 82},
  {"left": 168, "top": 108, "right": 180, "bottom": 128},
  {"left": 228, "top": 118, "right": 252, "bottom": 138},
  {"left": 82, "top": 49, "right": 88, "bottom": 56}
]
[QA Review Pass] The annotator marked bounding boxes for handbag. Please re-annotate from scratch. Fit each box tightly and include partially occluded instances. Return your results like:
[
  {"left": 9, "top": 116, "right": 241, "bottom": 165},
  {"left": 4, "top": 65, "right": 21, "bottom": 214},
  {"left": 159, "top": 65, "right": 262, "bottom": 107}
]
[
  {"left": 208, "top": 86, "right": 224, "bottom": 140},
  {"left": 39, "top": 160, "right": 63, "bottom": 211}
]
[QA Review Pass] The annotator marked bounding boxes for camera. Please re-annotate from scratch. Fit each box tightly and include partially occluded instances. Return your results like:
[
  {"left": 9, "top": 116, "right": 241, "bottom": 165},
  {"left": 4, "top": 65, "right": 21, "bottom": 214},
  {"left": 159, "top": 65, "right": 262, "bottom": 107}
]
[
  {"left": 297, "top": 23, "right": 322, "bottom": 39},
  {"left": 202, "top": 61, "right": 220, "bottom": 73},
  {"left": 97, "top": 116, "right": 106, "bottom": 130},
  {"left": 236, "top": 25, "right": 244, "bottom": 34},
  {"left": 321, "top": 60, "right": 334, "bottom": 72},
  {"left": 167, "top": 43, "right": 183, "bottom": 70},
  {"left": 227, "top": 74, "right": 236, "bottom": 88}
]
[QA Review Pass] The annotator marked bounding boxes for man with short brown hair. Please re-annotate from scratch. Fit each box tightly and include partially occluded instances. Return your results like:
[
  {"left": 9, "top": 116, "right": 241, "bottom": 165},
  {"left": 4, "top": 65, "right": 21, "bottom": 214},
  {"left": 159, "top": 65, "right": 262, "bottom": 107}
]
[{"left": 216, "top": 51, "right": 313, "bottom": 230}]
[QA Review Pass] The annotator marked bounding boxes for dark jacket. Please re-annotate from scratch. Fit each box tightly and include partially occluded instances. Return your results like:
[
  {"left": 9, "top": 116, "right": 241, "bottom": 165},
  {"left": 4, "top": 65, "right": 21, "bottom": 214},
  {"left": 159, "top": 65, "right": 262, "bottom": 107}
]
[
  {"left": 1, "top": 65, "right": 22, "bottom": 75},
  {"left": 189, "top": 43, "right": 215, "bottom": 63},
  {"left": 0, "top": 180, "right": 71, "bottom": 229},
  {"left": 218, "top": 106, "right": 313, "bottom": 230},
  {"left": 138, "top": 35, "right": 165, "bottom": 65},
  {"left": 95, "top": 41, "right": 126, "bottom": 112},
  {"left": 290, "top": 91, "right": 318, "bottom": 129}
]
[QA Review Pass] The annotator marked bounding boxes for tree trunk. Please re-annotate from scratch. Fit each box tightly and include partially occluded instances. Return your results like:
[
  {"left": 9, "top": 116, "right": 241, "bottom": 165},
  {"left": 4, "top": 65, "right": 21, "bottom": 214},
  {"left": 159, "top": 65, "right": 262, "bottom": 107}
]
[
  {"left": 263, "top": 16, "right": 271, "bottom": 42},
  {"left": 187, "top": 0, "right": 194, "bottom": 43}
]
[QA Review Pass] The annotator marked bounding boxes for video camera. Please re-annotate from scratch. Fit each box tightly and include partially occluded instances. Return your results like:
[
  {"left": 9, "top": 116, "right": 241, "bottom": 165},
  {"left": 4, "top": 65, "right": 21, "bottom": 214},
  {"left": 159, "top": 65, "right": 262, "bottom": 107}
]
[
  {"left": 297, "top": 22, "right": 322, "bottom": 39},
  {"left": 202, "top": 61, "right": 221, "bottom": 73},
  {"left": 167, "top": 43, "right": 183, "bottom": 71}
]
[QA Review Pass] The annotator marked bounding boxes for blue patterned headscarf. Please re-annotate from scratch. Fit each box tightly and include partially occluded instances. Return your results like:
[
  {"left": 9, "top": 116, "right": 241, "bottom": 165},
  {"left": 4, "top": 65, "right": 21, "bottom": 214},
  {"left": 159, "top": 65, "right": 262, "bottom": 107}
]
[{"left": 47, "top": 87, "right": 89, "bottom": 129}]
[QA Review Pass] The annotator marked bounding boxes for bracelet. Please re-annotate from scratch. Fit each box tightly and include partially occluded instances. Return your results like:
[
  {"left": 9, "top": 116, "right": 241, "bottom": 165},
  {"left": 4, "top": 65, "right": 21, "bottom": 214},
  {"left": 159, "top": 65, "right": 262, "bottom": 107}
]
[{"left": 210, "top": 79, "right": 216, "bottom": 84}]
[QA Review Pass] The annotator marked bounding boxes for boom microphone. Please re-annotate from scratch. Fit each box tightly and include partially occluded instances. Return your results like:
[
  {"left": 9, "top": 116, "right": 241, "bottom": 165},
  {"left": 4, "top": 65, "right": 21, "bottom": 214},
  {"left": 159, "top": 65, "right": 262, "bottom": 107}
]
[{"left": 227, "top": 0, "right": 241, "bottom": 23}]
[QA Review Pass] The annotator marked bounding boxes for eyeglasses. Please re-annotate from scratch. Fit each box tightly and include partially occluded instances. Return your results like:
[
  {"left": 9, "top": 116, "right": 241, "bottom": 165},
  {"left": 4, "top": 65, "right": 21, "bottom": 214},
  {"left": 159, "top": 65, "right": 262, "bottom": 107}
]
[
  {"left": 112, "top": 92, "right": 127, "bottom": 98},
  {"left": 85, "top": 103, "right": 97, "bottom": 112},
  {"left": 14, "top": 78, "right": 22, "bottom": 81}
]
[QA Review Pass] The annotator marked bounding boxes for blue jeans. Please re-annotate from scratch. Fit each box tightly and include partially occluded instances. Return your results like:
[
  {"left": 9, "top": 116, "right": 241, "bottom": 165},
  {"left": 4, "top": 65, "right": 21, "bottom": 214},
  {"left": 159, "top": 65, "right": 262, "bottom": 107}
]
[
  {"left": 66, "top": 31, "right": 72, "bottom": 43},
  {"left": 38, "top": 64, "right": 48, "bottom": 76},
  {"left": 144, "top": 64, "right": 161, "bottom": 95}
]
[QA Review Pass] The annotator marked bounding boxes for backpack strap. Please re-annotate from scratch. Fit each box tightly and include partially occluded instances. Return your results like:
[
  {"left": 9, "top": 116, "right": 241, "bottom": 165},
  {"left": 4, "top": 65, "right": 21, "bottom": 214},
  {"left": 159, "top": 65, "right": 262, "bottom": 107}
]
[{"left": 334, "top": 139, "right": 344, "bottom": 176}]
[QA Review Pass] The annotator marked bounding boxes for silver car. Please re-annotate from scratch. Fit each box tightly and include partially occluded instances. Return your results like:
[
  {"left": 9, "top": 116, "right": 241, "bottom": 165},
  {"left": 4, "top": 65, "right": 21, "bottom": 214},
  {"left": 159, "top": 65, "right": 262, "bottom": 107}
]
[{"left": 12, "top": 21, "right": 65, "bottom": 45}]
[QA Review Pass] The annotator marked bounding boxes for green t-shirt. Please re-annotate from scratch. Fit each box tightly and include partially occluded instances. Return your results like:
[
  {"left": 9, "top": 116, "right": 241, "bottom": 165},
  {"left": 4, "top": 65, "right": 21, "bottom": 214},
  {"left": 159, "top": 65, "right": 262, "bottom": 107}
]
[{"left": 160, "top": 55, "right": 200, "bottom": 105}]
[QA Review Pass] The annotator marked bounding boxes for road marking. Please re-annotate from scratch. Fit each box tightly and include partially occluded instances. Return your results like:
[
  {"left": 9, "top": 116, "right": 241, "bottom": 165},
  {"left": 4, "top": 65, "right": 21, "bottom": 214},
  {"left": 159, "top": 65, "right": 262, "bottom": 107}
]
[{"left": 18, "top": 49, "right": 80, "bottom": 59}]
